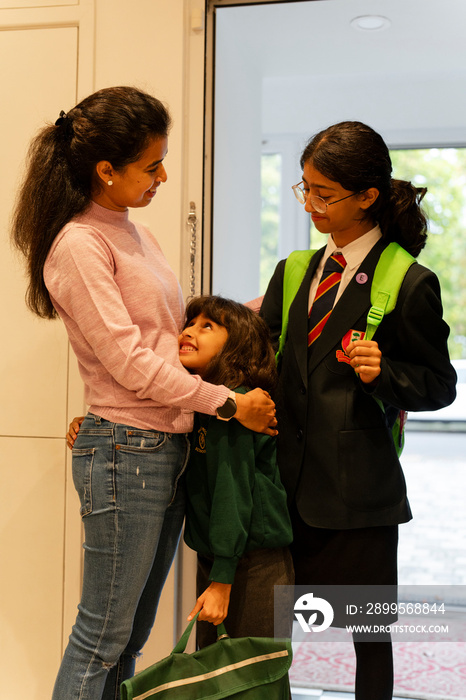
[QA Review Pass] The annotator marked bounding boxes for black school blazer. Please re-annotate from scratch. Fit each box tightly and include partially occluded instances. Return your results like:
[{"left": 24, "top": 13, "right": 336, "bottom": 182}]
[{"left": 261, "top": 239, "right": 457, "bottom": 530}]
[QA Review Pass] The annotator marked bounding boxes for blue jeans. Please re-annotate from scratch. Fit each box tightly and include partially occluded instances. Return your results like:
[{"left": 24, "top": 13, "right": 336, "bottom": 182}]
[{"left": 52, "top": 414, "right": 189, "bottom": 700}]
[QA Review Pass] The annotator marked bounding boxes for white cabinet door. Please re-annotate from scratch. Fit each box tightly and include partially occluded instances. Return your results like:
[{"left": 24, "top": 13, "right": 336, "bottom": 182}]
[{"left": 0, "top": 7, "right": 93, "bottom": 698}]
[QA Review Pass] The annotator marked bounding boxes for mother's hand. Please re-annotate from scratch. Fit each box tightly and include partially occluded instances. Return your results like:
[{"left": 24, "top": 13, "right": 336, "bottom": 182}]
[{"left": 234, "top": 388, "right": 278, "bottom": 436}]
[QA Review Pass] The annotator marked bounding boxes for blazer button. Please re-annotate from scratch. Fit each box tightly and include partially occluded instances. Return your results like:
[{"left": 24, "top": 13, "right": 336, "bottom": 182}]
[
  {"left": 297, "top": 429, "right": 303, "bottom": 441},
  {"left": 300, "top": 387, "right": 306, "bottom": 395}
]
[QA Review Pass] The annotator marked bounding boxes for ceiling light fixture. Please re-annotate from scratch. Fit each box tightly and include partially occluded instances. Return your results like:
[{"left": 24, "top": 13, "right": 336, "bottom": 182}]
[{"left": 350, "top": 15, "right": 391, "bottom": 31}]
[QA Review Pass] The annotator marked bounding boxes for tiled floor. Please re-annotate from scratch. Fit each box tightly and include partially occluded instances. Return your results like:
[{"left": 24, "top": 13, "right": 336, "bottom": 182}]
[
  {"left": 290, "top": 429, "right": 466, "bottom": 700},
  {"left": 398, "top": 430, "right": 466, "bottom": 588}
]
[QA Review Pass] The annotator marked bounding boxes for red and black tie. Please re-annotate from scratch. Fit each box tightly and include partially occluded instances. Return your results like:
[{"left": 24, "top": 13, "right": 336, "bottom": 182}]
[{"left": 308, "top": 252, "right": 347, "bottom": 347}]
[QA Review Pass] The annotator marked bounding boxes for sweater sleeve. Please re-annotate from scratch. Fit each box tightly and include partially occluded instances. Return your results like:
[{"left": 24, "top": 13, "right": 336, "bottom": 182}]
[{"left": 44, "top": 226, "right": 229, "bottom": 414}]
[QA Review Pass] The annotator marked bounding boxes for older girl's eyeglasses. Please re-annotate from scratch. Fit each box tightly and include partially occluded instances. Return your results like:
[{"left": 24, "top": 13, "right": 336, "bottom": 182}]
[{"left": 292, "top": 182, "right": 361, "bottom": 213}]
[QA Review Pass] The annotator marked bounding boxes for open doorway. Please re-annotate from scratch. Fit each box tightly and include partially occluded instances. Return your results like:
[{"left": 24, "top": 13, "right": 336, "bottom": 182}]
[
  {"left": 207, "top": 0, "right": 466, "bottom": 301},
  {"left": 205, "top": 1, "right": 466, "bottom": 697}
]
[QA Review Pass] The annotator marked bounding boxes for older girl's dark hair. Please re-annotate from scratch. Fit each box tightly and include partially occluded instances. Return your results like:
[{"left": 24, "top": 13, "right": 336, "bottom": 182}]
[
  {"left": 184, "top": 295, "right": 277, "bottom": 394},
  {"left": 11, "top": 86, "right": 172, "bottom": 318},
  {"left": 300, "top": 121, "right": 428, "bottom": 257}
]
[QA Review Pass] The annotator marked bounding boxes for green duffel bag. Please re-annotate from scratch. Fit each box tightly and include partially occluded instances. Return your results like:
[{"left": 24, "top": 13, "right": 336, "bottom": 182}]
[{"left": 120, "top": 612, "right": 292, "bottom": 700}]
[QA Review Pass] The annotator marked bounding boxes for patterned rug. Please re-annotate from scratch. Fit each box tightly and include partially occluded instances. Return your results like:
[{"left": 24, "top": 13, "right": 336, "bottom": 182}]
[{"left": 290, "top": 639, "right": 466, "bottom": 699}]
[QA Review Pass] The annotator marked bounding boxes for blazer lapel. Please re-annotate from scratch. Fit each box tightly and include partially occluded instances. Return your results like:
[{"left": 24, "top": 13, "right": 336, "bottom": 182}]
[{"left": 308, "top": 238, "right": 388, "bottom": 374}]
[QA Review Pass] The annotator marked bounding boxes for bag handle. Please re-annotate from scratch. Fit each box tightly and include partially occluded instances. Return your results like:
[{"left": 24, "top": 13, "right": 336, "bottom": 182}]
[{"left": 172, "top": 612, "right": 229, "bottom": 654}]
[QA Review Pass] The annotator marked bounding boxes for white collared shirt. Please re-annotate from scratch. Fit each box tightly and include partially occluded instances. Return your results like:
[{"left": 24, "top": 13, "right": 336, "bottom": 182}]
[{"left": 308, "top": 225, "right": 382, "bottom": 312}]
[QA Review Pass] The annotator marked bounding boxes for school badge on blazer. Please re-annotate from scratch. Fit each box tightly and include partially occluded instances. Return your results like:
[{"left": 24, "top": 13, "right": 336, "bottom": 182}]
[{"left": 336, "top": 329, "right": 366, "bottom": 364}]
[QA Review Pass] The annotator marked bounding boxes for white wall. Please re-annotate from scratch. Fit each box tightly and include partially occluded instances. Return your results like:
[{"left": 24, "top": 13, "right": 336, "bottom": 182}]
[
  {"left": 263, "top": 71, "right": 466, "bottom": 149},
  {"left": 94, "top": 0, "right": 186, "bottom": 277},
  {"left": 0, "top": 6, "right": 94, "bottom": 697},
  {"left": 0, "top": 1, "right": 202, "bottom": 697}
]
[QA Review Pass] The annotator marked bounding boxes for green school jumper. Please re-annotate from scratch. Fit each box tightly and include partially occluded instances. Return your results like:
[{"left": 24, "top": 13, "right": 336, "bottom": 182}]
[{"left": 183, "top": 388, "right": 293, "bottom": 585}]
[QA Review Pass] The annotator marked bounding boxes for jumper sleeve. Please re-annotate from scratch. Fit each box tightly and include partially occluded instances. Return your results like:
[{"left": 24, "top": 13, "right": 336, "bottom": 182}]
[
  {"left": 45, "top": 227, "right": 229, "bottom": 414},
  {"left": 204, "top": 420, "right": 256, "bottom": 584}
]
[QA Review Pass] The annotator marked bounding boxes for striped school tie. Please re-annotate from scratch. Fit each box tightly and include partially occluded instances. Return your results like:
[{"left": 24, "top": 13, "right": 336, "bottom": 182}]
[{"left": 308, "top": 252, "right": 347, "bottom": 347}]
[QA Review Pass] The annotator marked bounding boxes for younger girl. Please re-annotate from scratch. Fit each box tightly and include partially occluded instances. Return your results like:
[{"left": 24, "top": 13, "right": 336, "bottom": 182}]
[
  {"left": 180, "top": 295, "right": 294, "bottom": 648},
  {"left": 260, "top": 120, "right": 457, "bottom": 700}
]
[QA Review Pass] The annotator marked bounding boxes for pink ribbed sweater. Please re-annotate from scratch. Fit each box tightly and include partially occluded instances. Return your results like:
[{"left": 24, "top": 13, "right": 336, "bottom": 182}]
[{"left": 44, "top": 202, "right": 229, "bottom": 432}]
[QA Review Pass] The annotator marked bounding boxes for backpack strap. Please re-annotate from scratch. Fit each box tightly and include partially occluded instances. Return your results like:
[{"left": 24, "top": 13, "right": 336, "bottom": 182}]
[
  {"left": 365, "top": 242, "right": 416, "bottom": 341},
  {"left": 365, "top": 241, "right": 416, "bottom": 456},
  {"left": 276, "top": 249, "right": 317, "bottom": 363},
  {"left": 278, "top": 242, "right": 416, "bottom": 356},
  {"left": 276, "top": 243, "right": 416, "bottom": 456}
]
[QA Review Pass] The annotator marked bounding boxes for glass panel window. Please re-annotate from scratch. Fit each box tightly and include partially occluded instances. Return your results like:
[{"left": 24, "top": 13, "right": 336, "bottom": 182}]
[
  {"left": 260, "top": 153, "right": 281, "bottom": 293},
  {"left": 391, "top": 148, "right": 466, "bottom": 359}
]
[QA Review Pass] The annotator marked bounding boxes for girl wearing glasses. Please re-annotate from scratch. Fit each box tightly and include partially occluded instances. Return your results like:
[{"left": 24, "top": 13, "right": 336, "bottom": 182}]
[{"left": 260, "top": 120, "right": 456, "bottom": 700}]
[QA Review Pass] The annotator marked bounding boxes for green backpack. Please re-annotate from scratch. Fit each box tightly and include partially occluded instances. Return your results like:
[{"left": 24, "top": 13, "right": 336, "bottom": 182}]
[{"left": 276, "top": 241, "right": 416, "bottom": 456}]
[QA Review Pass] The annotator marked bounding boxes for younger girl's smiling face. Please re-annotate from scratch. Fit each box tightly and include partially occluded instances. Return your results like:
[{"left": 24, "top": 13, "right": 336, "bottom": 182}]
[{"left": 179, "top": 313, "right": 228, "bottom": 376}]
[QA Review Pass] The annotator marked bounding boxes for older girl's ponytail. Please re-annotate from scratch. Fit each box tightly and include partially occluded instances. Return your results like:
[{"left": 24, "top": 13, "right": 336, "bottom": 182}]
[{"left": 377, "top": 180, "right": 427, "bottom": 257}]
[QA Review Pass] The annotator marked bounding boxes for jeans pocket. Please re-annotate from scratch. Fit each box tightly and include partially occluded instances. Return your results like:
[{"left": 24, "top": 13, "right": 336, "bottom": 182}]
[
  {"left": 118, "top": 430, "right": 167, "bottom": 453},
  {"left": 72, "top": 447, "right": 96, "bottom": 517}
]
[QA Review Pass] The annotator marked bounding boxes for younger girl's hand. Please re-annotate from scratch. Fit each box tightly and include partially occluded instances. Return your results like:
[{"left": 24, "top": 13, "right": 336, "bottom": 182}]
[
  {"left": 66, "top": 416, "right": 85, "bottom": 449},
  {"left": 346, "top": 339, "right": 382, "bottom": 385},
  {"left": 187, "top": 581, "right": 232, "bottom": 625}
]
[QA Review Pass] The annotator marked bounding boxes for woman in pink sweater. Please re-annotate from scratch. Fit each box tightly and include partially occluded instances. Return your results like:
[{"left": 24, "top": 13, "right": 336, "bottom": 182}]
[{"left": 11, "top": 86, "right": 276, "bottom": 700}]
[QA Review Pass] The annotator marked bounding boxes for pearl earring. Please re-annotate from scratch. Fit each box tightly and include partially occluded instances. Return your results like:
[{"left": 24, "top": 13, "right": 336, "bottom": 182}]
[{"left": 107, "top": 180, "right": 113, "bottom": 186}]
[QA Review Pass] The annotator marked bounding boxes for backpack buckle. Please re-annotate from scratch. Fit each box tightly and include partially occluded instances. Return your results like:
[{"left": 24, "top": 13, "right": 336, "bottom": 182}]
[{"left": 366, "top": 304, "right": 384, "bottom": 328}]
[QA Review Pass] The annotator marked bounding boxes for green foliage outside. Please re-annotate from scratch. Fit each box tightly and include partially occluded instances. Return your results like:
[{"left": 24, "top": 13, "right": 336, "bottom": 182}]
[
  {"left": 391, "top": 149, "right": 466, "bottom": 359},
  {"left": 260, "top": 154, "right": 281, "bottom": 292}
]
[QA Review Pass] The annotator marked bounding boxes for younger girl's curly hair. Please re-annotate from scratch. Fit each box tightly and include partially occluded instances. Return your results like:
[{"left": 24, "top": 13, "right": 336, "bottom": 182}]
[{"left": 183, "top": 295, "right": 277, "bottom": 394}]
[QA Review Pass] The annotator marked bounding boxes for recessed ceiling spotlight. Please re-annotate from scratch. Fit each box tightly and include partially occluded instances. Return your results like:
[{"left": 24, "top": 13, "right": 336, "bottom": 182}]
[{"left": 351, "top": 15, "right": 391, "bottom": 31}]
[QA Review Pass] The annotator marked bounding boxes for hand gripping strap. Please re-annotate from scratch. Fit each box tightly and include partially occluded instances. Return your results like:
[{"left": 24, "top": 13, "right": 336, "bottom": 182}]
[{"left": 172, "top": 612, "right": 228, "bottom": 653}]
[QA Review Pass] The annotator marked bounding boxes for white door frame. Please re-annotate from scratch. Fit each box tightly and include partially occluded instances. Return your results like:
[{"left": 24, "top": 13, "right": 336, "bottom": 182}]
[{"left": 199, "top": 0, "right": 314, "bottom": 295}]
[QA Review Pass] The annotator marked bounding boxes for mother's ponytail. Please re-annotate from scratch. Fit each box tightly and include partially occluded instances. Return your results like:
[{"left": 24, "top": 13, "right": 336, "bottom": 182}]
[
  {"left": 12, "top": 119, "right": 89, "bottom": 318},
  {"left": 11, "top": 86, "right": 172, "bottom": 319}
]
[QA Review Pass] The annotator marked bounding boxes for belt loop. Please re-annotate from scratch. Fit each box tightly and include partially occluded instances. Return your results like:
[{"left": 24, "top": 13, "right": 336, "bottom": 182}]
[{"left": 94, "top": 415, "right": 102, "bottom": 425}]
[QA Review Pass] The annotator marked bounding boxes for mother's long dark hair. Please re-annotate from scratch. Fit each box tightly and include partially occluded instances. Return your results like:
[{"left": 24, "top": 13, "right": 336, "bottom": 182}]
[
  {"left": 300, "top": 121, "right": 428, "bottom": 257},
  {"left": 11, "top": 86, "right": 172, "bottom": 318},
  {"left": 184, "top": 296, "right": 277, "bottom": 394}
]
